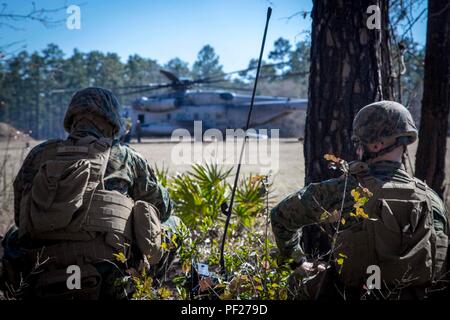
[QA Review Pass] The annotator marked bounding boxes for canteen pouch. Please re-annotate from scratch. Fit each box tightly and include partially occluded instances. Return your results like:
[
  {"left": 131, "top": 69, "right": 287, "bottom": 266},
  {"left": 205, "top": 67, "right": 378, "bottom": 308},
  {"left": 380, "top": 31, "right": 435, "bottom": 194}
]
[{"left": 132, "top": 201, "right": 162, "bottom": 264}]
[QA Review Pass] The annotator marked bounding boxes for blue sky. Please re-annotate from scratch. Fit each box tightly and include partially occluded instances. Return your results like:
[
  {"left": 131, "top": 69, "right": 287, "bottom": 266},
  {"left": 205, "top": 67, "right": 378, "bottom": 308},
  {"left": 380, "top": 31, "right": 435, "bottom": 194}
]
[{"left": 2, "top": 0, "right": 427, "bottom": 72}]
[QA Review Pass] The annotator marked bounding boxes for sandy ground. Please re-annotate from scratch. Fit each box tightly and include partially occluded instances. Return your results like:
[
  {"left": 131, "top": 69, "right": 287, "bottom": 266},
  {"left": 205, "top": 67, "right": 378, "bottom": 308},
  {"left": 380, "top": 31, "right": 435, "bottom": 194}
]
[
  {"left": 0, "top": 137, "right": 449, "bottom": 238},
  {"left": 132, "top": 138, "right": 306, "bottom": 199}
]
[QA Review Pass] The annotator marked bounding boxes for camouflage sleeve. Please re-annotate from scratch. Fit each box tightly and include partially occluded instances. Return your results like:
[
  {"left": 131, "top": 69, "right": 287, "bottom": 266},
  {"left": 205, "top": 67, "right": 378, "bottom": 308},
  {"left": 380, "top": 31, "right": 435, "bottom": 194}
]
[
  {"left": 270, "top": 175, "right": 357, "bottom": 260},
  {"left": 427, "top": 187, "right": 449, "bottom": 234},
  {"left": 13, "top": 140, "right": 60, "bottom": 226},
  {"left": 128, "top": 148, "right": 172, "bottom": 222},
  {"left": 13, "top": 158, "right": 28, "bottom": 226}
]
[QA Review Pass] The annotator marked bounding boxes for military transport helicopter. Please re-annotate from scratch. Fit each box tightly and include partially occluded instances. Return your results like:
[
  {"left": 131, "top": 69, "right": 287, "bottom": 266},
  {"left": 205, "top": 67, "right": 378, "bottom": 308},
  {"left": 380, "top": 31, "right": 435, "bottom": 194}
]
[{"left": 119, "top": 69, "right": 308, "bottom": 138}]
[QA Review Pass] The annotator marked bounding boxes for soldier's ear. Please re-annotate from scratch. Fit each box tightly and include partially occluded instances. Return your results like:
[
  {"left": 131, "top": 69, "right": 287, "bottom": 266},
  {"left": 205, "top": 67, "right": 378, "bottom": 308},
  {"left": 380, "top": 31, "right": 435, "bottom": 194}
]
[{"left": 356, "top": 145, "right": 364, "bottom": 160}]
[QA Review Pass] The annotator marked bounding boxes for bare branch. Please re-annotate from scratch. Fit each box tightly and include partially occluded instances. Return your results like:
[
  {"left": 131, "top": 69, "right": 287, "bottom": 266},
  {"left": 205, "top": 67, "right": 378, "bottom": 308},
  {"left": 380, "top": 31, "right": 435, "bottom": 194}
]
[
  {"left": 281, "top": 11, "right": 311, "bottom": 22},
  {"left": 0, "top": 2, "right": 69, "bottom": 29}
]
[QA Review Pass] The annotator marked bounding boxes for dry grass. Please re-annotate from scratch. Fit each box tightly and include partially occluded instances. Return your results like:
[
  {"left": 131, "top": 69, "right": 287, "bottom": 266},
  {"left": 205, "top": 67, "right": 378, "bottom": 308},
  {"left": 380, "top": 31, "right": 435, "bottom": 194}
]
[{"left": 0, "top": 137, "right": 449, "bottom": 238}]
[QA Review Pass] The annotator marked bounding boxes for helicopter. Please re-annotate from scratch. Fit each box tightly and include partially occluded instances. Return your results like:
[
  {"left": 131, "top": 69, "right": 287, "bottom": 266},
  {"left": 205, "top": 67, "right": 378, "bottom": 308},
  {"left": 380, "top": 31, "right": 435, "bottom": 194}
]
[{"left": 120, "top": 69, "right": 308, "bottom": 138}]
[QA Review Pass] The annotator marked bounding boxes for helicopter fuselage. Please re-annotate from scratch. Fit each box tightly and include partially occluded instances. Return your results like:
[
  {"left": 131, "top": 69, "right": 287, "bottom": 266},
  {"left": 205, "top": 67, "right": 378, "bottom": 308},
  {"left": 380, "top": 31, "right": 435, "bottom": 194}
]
[{"left": 126, "top": 90, "right": 307, "bottom": 137}]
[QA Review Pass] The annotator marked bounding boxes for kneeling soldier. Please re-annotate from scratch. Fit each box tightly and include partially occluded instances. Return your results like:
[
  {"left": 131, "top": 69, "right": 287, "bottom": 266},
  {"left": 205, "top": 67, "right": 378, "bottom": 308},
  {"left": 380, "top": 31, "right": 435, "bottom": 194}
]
[
  {"left": 1, "top": 87, "right": 183, "bottom": 299},
  {"left": 271, "top": 101, "right": 449, "bottom": 300}
]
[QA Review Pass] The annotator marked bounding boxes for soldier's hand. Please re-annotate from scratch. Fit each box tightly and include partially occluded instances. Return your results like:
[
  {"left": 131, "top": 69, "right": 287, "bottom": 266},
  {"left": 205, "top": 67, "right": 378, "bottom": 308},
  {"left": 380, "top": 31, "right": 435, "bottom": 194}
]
[{"left": 295, "top": 261, "right": 327, "bottom": 277}]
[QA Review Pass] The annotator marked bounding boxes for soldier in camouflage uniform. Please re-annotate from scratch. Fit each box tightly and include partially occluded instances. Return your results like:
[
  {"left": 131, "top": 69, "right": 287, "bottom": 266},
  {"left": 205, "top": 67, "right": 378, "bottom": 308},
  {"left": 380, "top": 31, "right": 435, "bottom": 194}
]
[
  {"left": 1, "top": 87, "right": 183, "bottom": 299},
  {"left": 271, "top": 101, "right": 449, "bottom": 300}
]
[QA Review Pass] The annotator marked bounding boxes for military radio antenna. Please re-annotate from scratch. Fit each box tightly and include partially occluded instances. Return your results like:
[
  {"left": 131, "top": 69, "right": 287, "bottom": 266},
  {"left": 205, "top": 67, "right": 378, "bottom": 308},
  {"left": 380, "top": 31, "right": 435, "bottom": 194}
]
[{"left": 219, "top": 6, "right": 272, "bottom": 273}]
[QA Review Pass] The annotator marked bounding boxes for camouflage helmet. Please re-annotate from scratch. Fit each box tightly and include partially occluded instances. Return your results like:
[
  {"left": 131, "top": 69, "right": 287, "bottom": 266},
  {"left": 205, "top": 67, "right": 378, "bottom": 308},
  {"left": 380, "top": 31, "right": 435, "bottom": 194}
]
[
  {"left": 352, "top": 100, "right": 418, "bottom": 146},
  {"left": 64, "top": 87, "right": 123, "bottom": 136}
]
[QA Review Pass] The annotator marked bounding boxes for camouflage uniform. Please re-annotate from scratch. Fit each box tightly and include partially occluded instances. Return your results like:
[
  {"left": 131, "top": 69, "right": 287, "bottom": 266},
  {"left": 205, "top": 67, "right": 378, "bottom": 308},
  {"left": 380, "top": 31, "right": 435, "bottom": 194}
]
[
  {"left": 272, "top": 101, "right": 449, "bottom": 300},
  {"left": 2, "top": 87, "right": 182, "bottom": 299},
  {"left": 271, "top": 162, "right": 448, "bottom": 258}
]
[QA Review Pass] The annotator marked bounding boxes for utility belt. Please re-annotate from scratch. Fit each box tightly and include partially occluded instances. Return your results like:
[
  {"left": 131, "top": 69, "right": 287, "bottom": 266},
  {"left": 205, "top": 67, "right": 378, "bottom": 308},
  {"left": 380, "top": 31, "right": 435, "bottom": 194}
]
[{"left": 25, "top": 235, "right": 120, "bottom": 267}]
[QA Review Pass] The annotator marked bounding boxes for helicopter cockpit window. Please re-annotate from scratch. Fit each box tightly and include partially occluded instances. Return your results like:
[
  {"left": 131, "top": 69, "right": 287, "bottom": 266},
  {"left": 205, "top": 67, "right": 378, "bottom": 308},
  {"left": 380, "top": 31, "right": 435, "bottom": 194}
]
[{"left": 219, "top": 92, "right": 234, "bottom": 101}]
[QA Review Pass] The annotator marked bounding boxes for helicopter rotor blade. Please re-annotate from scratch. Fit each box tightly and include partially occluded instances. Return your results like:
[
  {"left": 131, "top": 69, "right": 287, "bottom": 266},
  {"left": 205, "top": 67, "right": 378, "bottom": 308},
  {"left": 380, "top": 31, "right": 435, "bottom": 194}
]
[
  {"left": 42, "top": 63, "right": 305, "bottom": 98},
  {"left": 119, "top": 62, "right": 294, "bottom": 94},
  {"left": 113, "top": 83, "right": 170, "bottom": 90},
  {"left": 204, "top": 85, "right": 253, "bottom": 92},
  {"left": 159, "top": 69, "right": 181, "bottom": 83},
  {"left": 116, "top": 84, "right": 174, "bottom": 96}
]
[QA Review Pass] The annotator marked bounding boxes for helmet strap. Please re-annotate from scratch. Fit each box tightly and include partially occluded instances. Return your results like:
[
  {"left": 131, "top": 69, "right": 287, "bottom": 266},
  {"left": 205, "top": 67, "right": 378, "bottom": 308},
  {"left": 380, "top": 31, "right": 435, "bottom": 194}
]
[{"left": 362, "top": 136, "right": 409, "bottom": 161}]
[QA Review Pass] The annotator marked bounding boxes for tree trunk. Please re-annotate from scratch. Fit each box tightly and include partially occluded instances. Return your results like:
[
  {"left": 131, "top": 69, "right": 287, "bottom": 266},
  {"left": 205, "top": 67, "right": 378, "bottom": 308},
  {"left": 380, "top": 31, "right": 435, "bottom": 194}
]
[
  {"left": 305, "top": 0, "right": 393, "bottom": 184},
  {"left": 415, "top": 0, "right": 450, "bottom": 198}
]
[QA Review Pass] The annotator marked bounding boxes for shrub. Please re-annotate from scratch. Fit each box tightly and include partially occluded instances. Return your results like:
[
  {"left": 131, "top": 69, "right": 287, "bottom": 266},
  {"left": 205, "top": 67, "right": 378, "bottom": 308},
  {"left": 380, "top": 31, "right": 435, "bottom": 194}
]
[{"left": 154, "top": 163, "right": 292, "bottom": 300}]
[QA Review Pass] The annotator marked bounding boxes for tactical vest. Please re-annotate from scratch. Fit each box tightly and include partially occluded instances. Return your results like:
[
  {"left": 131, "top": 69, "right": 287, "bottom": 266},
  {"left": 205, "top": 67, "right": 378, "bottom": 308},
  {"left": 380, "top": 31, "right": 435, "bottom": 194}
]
[
  {"left": 334, "top": 162, "right": 448, "bottom": 290},
  {"left": 18, "top": 135, "right": 135, "bottom": 266}
]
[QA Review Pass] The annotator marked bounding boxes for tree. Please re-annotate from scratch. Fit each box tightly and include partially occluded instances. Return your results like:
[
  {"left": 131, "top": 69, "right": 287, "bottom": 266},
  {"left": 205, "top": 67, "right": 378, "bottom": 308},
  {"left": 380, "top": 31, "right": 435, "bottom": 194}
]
[
  {"left": 288, "top": 41, "right": 311, "bottom": 97},
  {"left": 85, "top": 52, "right": 125, "bottom": 89},
  {"left": 304, "top": 0, "right": 394, "bottom": 184},
  {"left": 40, "top": 44, "right": 65, "bottom": 139},
  {"left": 239, "top": 58, "right": 276, "bottom": 81},
  {"left": 64, "top": 49, "right": 88, "bottom": 89},
  {"left": 0, "top": 51, "right": 32, "bottom": 133},
  {"left": 268, "top": 37, "right": 292, "bottom": 74},
  {"left": 269, "top": 37, "right": 292, "bottom": 61},
  {"left": 192, "top": 45, "right": 224, "bottom": 79},
  {"left": 415, "top": 0, "right": 450, "bottom": 197},
  {"left": 125, "top": 54, "right": 161, "bottom": 85},
  {"left": 0, "top": 47, "right": 171, "bottom": 139},
  {"left": 164, "top": 58, "right": 190, "bottom": 77}
]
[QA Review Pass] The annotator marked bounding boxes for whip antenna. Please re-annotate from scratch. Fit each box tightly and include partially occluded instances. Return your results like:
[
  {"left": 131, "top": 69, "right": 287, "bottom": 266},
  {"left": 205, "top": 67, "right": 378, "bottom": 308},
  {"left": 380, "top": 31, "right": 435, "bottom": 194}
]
[{"left": 219, "top": 6, "right": 272, "bottom": 272}]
